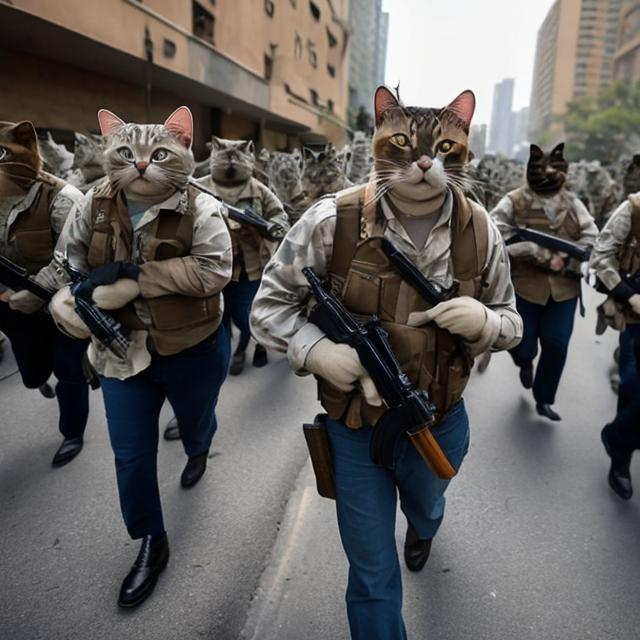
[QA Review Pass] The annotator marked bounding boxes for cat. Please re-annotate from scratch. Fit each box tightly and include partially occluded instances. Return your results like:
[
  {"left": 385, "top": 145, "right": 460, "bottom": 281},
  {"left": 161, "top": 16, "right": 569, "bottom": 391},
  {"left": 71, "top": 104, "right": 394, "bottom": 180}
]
[
  {"left": 254, "top": 147, "right": 271, "bottom": 186},
  {"left": 207, "top": 137, "right": 255, "bottom": 186},
  {"left": 526, "top": 143, "right": 567, "bottom": 196},
  {"left": 266, "top": 148, "right": 307, "bottom": 224},
  {"left": 301, "top": 144, "right": 352, "bottom": 202},
  {"left": 567, "top": 159, "right": 620, "bottom": 226},
  {"left": 0, "top": 120, "right": 41, "bottom": 197},
  {"left": 346, "top": 131, "right": 373, "bottom": 184},
  {"left": 97, "top": 106, "right": 195, "bottom": 201},
  {"left": 38, "top": 132, "right": 74, "bottom": 177},
  {"left": 623, "top": 154, "right": 640, "bottom": 197}
]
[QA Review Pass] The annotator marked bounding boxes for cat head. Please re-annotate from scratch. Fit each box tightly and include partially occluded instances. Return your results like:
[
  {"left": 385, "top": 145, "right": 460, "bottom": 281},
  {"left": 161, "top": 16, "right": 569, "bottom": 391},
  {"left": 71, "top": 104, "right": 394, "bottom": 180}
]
[
  {"left": 38, "top": 132, "right": 74, "bottom": 176},
  {"left": 98, "top": 106, "right": 195, "bottom": 200},
  {"left": 73, "top": 133, "right": 105, "bottom": 169},
  {"left": 0, "top": 120, "right": 41, "bottom": 189},
  {"left": 526, "top": 143, "right": 568, "bottom": 196},
  {"left": 301, "top": 144, "right": 349, "bottom": 199},
  {"left": 207, "top": 137, "right": 255, "bottom": 185},
  {"left": 371, "top": 86, "right": 475, "bottom": 203},
  {"left": 623, "top": 153, "right": 640, "bottom": 197},
  {"left": 269, "top": 149, "right": 304, "bottom": 201}
]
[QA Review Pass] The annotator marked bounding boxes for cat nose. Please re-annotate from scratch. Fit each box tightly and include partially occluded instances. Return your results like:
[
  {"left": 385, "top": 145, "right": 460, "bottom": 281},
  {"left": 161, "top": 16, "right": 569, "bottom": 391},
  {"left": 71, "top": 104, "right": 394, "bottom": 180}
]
[
  {"left": 417, "top": 156, "right": 433, "bottom": 171},
  {"left": 135, "top": 161, "right": 148, "bottom": 174}
]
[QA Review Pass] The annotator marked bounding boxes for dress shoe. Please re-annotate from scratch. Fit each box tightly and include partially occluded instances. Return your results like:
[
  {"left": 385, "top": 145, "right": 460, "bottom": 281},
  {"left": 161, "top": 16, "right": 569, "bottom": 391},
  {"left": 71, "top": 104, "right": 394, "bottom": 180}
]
[
  {"left": 39, "top": 382, "right": 56, "bottom": 399},
  {"left": 536, "top": 403, "right": 561, "bottom": 421},
  {"left": 229, "top": 349, "right": 246, "bottom": 375},
  {"left": 163, "top": 416, "right": 180, "bottom": 441},
  {"left": 519, "top": 363, "right": 533, "bottom": 389},
  {"left": 252, "top": 344, "right": 268, "bottom": 367},
  {"left": 601, "top": 427, "right": 633, "bottom": 500},
  {"left": 181, "top": 452, "right": 208, "bottom": 488},
  {"left": 404, "top": 522, "right": 433, "bottom": 572},
  {"left": 118, "top": 533, "right": 169, "bottom": 608},
  {"left": 52, "top": 437, "right": 83, "bottom": 467}
]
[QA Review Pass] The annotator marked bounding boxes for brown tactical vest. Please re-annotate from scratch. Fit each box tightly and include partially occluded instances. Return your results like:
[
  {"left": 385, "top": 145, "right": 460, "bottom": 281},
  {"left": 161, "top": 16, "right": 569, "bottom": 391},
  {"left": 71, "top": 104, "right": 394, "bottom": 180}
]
[
  {"left": 86, "top": 181, "right": 221, "bottom": 356},
  {"left": 8, "top": 172, "right": 66, "bottom": 274},
  {"left": 318, "top": 183, "right": 489, "bottom": 430},
  {"left": 507, "top": 187, "right": 582, "bottom": 303}
]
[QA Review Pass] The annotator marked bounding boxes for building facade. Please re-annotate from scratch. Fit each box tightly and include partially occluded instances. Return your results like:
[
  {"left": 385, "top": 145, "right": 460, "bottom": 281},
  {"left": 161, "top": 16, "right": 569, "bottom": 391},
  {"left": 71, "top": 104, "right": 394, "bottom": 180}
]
[
  {"left": 528, "top": 0, "right": 623, "bottom": 143},
  {"left": 614, "top": 0, "right": 640, "bottom": 83},
  {"left": 0, "top": 0, "right": 352, "bottom": 156},
  {"left": 488, "top": 78, "right": 515, "bottom": 156}
]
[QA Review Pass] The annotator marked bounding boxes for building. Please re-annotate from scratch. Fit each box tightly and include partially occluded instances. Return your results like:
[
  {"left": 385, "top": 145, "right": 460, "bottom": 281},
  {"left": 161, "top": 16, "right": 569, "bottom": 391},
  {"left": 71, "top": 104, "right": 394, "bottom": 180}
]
[
  {"left": 348, "top": 0, "right": 389, "bottom": 128},
  {"left": 488, "top": 78, "right": 515, "bottom": 156},
  {"left": 0, "top": 0, "right": 352, "bottom": 157},
  {"left": 614, "top": 0, "right": 640, "bottom": 83},
  {"left": 528, "top": 0, "right": 623, "bottom": 143},
  {"left": 469, "top": 124, "right": 487, "bottom": 158}
]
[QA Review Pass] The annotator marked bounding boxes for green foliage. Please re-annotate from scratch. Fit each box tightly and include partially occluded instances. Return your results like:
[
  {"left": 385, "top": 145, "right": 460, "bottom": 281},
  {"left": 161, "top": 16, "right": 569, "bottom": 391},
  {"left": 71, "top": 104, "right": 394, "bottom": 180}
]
[{"left": 563, "top": 81, "right": 640, "bottom": 162}]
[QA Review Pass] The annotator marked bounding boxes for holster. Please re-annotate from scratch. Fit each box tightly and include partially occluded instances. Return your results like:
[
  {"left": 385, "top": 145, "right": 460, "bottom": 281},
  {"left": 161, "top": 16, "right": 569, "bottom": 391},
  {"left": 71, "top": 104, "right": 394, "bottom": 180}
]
[{"left": 303, "top": 414, "right": 336, "bottom": 500}]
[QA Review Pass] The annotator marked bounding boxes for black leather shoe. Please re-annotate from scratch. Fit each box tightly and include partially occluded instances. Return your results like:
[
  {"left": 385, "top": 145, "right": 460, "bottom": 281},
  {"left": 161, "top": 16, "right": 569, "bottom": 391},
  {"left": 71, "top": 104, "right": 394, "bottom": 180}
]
[
  {"left": 39, "top": 383, "right": 56, "bottom": 399},
  {"left": 118, "top": 534, "right": 169, "bottom": 608},
  {"left": 601, "top": 427, "right": 633, "bottom": 500},
  {"left": 52, "top": 438, "right": 83, "bottom": 467},
  {"left": 536, "top": 403, "right": 561, "bottom": 421},
  {"left": 181, "top": 452, "right": 208, "bottom": 488},
  {"left": 252, "top": 344, "right": 268, "bottom": 367},
  {"left": 163, "top": 416, "right": 180, "bottom": 441},
  {"left": 519, "top": 363, "right": 533, "bottom": 389},
  {"left": 404, "top": 523, "right": 433, "bottom": 572},
  {"left": 229, "top": 350, "right": 246, "bottom": 375}
]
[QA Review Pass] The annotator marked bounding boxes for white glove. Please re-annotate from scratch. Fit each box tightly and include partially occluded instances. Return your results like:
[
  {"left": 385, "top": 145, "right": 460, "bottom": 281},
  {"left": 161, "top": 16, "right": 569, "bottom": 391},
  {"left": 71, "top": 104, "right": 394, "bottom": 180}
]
[
  {"left": 408, "top": 296, "right": 488, "bottom": 341},
  {"left": 0, "top": 288, "right": 14, "bottom": 303},
  {"left": 8, "top": 290, "right": 46, "bottom": 314},
  {"left": 507, "top": 241, "right": 551, "bottom": 264},
  {"left": 92, "top": 279, "right": 140, "bottom": 310},
  {"left": 304, "top": 337, "right": 382, "bottom": 406},
  {"left": 49, "top": 286, "right": 91, "bottom": 340},
  {"left": 629, "top": 293, "right": 640, "bottom": 315}
]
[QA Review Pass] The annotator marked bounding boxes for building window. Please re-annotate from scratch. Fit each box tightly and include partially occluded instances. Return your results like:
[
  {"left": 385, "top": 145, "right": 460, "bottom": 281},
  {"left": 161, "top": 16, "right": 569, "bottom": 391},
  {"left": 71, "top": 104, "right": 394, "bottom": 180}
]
[
  {"left": 310, "top": 89, "right": 319, "bottom": 106},
  {"left": 163, "top": 38, "right": 176, "bottom": 58},
  {"left": 289, "top": 0, "right": 297, "bottom": 6},
  {"left": 309, "top": 1, "right": 320, "bottom": 21},
  {"left": 294, "top": 33, "right": 303, "bottom": 58},
  {"left": 327, "top": 99, "right": 334, "bottom": 113},
  {"left": 326, "top": 27, "right": 337, "bottom": 48},
  {"left": 264, "top": 54, "right": 273, "bottom": 81},
  {"left": 327, "top": 64, "right": 335, "bottom": 78},
  {"left": 265, "top": 0, "right": 274, "bottom": 17},
  {"left": 307, "top": 40, "right": 317, "bottom": 68},
  {"left": 193, "top": 1, "right": 215, "bottom": 45}
]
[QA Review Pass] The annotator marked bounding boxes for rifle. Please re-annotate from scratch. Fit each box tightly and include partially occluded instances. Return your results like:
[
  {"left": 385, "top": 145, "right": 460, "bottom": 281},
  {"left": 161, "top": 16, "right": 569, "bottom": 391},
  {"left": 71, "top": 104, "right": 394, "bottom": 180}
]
[
  {"left": 505, "top": 227, "right": 591, "bottom": 262},
  {"left": 188, "top": 179, "right": 285, "bottom": 241},
  {"left": 303, "top": 266, "right": 456, "bottom": 480},
  {"left": 0, "top": 256, "right": 54, "bottom": 301}
]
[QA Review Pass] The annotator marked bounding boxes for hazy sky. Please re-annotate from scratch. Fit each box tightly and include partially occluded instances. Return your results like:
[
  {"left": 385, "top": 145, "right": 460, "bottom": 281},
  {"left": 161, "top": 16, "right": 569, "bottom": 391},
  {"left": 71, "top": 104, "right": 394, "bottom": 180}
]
[{"left": 382, "top": 0, "right": 556, "bottom": 125}]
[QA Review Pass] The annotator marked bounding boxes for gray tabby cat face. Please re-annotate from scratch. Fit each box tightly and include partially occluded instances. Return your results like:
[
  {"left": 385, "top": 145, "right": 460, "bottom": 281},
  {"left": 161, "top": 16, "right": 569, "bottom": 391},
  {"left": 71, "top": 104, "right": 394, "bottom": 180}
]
[
  {"left": 98, "top": 107, "right": 194, "bottom": 200},
  {"left": 268, "top": 149, "right": 303, "bottom": 202},
  {"left": 73, "top": 133, "right": 105, "bottom": 171},
  {"left": 302, "top": 144, "right": 348, "bottom": 199},
  {"left": 208, "top": 137, "right": 255, "bottom": 185}
]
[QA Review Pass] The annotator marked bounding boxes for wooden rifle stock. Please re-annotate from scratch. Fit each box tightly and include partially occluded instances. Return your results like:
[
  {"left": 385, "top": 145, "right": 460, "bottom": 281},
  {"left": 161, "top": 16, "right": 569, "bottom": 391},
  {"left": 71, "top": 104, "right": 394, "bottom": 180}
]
[{"left": 409, "top": 425, "right": 456, "bottom": 480}]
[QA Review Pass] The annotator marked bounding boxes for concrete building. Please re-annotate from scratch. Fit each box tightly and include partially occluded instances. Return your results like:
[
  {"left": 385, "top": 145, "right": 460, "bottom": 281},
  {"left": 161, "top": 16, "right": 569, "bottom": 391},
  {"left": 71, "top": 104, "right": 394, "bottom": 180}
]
[
  {"left": 348, "top": 0, "right": 389, "bottom": 128},
  {"left": 528, "top": 0, "right": 623, "bottom": 143},
  {"left": 0, "top": 0, "right": 352, "bottom": 156},
  {"left": 488, "top": 78, "right": 515, "bottom": 156},
  {"left": 469, "top": 124, "right": 487, "bottom": 158},
  {"left": 614, "top": 0, "right": 640, "bottom": 83}
]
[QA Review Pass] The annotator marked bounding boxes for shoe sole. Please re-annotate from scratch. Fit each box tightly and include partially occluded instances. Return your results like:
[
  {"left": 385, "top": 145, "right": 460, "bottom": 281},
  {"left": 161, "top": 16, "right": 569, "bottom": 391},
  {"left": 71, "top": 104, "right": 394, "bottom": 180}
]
[
  {"left": 51, "top": 446, "right": 83, "bottom": 468},
  {"left": 118, "top": 555, "right": 169, "bottom": 609}
]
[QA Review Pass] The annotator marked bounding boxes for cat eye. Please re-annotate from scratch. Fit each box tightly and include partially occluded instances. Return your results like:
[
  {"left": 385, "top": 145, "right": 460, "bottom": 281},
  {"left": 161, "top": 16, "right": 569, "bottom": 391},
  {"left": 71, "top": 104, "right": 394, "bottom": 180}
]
[
  {"left": 390, "top": 134, "right": 410, "bottom": 148},
  {"left": 0, "top": 147, "right": 6, "bottom": 160},
  {"left": 152, "top": 148, "right": 169, "bottom": 162},
  {"left": 437, "top": 140, "right": 455, "bottom": 153},
  {"left": 118, "top": 147, "right": 134, "bottom": 161}
]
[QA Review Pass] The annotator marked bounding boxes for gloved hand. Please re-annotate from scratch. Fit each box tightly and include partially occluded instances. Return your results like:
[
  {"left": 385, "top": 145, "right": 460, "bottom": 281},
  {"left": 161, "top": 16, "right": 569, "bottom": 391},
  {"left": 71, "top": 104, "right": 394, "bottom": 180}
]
[
  {"left": 267, "top": 221, "right": 286, "bottom": 241},
  {"left": 629, "top": 293, "right": 640, "bottom": 315},
  {"left": 8, "top": 290, "right": 46, "bottom": 314},
  {"left": 507, "top": 241, "right": 551, "bottom": 264},
  {"left": 304, "top": 337, "right": 382, "bottom": 406},
  {"left": 548, "top": 253, "right": 566, "bottom": 272},
  {"left": 50, "top": 286, "right": 91, "bottom": 340},
  {"left": 92, "top": 279, "right": 140, "bottom": 310},
  {"left": 408, "top": 296, "right": 494, "bottom": 342},
  {"left": 0, "top": 288, "right": 14, "bottom": 303}
]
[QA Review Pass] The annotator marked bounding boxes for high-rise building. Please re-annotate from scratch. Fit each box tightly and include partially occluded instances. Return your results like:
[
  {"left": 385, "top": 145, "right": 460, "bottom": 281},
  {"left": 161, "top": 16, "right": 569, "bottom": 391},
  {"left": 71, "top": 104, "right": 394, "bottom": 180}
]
[
  {"left": 348, "top": 0, "right": 389, "bottom": 127},
  {"left": 528, "top": 0, "right": 623, "bottom": 143},
  {"left": 0, "top": 0, "right": 352, "bottom": 155},
  {"left": 488, "top": 78, "right": 515, "bottom": 155},
  {"left": 469, "top": 124, "right": 487, "bottom": 158},
  {"left": 614, "top": 0, "right": 640, "bottom": 83}
]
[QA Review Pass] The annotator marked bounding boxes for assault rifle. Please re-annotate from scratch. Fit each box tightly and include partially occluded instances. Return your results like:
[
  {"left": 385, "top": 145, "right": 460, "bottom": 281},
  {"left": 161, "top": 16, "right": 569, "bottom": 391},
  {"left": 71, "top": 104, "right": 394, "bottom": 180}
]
[
  {"left": 0, "top": 256, "right": 54, "bottom": 301},
  {"left": 188, "top": 179, "right": 285, "bottom": 241},
  {"left": 505, "top": 227, "right": 591, "bottom": 262},
  {"left": 303, "top": 266, "right": 456, "bottom": 480}
]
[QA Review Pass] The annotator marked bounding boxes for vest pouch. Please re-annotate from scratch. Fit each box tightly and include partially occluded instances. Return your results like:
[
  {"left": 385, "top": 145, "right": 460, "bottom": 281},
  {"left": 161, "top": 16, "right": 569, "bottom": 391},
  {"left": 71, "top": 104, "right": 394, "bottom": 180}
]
[
  {"left": 12, "top": 228, "right": 54, "bottom": 268},
  {"left": 147, "top": 295, "right": 219, "bottom": 331},
  {"left": 87, "top": 230, "right": 112, "bottom": 267},
  {"left": 144, "top": 237, "right": 187, "bottom": 262},
  {"left": 342, "top": 268, "right": 382, "bottom": 316}
]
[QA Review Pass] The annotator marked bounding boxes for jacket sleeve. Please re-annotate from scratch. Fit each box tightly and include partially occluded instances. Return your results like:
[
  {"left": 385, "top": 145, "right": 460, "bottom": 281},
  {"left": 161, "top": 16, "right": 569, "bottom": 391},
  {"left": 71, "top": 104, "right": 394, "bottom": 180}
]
[
  {"left": 258, "top": 182, "right": 291, "bottom": 231},
  {"left": 572, "top": 196, "right": 598, "bottom": 247},
  {"left": 137, "top": 193, "right": 232, "bottom": 298}
]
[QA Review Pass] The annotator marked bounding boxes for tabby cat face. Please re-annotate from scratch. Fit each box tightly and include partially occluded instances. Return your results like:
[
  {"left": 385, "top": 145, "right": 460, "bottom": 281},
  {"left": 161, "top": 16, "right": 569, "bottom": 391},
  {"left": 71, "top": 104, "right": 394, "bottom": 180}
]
[
  {"left": 371, "top": 86, "right": 475, "bottom": 202},
  {"left": 98, "top": 106, "right": 194, "bottom": 200},
  {"left": 73, "top": 133, "right": 105, "bottom": 170},
  {"left": 526, "top": 143, "right": 567, "bottom": 196},
  {"left": 301, "top": 144, "right": 349, "bottom": 199},
  {"left": 269, "top": 149, "right": 304, "bottom": 201},
  {"left": 0, "top": 120, "right": 41, "bottom": 191},
  {"left": 208, "top": 138, "right": 255, "bottom": 186},
  {"left": 623, "top": 154, "right": 640, "bottom": 197}
]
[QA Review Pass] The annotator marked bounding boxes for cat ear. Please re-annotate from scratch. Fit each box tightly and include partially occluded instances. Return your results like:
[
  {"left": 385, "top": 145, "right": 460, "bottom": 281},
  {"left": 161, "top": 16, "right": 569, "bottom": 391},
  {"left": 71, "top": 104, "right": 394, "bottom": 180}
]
[
  {"left": 164, "top": 106, "right": 193, "bottom": 148},
  {"left": 551, "top": 142, "right": 565, "bottom": 157},
  {"left": 445, "top": 90, "right": 475, "bottom": 130},
  {"left": 374, "top": 86, "right": 399, "bottom": 127},
  {"left": 97, "top": 110, "right": 125, "bottom": 137},
  {"left": 11, "top": 121, "right": 37, "bottom": 147},
  {"left": 241, "top": 140, "right": 255, "bottom": 155},
  {"left": 292, "top": 148, "right": 301, "bottom": 158},
  {"left": 303, "top": 147, "right": 314, "bottom": 161},
  {"left": 529, "top": 144, "right": 544, "bottom": 160}
]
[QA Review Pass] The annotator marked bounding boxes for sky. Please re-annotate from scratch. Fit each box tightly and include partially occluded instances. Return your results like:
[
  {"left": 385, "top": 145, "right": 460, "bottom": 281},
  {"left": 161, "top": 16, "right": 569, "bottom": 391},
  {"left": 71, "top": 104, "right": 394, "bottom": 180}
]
[{"left": 382, "top": 0, "right": 557, "bottom": 126}]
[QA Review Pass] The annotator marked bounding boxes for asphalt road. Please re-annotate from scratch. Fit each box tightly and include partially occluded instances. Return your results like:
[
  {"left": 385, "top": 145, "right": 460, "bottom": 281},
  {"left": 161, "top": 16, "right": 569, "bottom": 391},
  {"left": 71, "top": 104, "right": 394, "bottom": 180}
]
[{"left": 2, "top": 288, "right": 640, "bottom": 640}]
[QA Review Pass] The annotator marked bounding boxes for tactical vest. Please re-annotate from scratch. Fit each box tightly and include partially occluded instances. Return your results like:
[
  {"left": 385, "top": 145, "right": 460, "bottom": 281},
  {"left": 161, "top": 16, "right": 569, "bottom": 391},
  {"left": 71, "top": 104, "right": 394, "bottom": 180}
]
[
  {"left": 87, "top": 181, "right": 221, "bottom": 356},
  {"left": 7, "top": 172, "right": 65, "bottom": 274},
  {"left": 318, "top": 184, "right": 489, "bottom": 430},
  {"left": 507, "top": 187, "right": 582, "bottom": 303}
]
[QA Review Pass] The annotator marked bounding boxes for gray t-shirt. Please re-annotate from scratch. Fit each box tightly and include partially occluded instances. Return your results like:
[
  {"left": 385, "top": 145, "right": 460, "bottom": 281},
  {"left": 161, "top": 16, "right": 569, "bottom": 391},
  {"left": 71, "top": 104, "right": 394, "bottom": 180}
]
[{"left": 393, "top": 208, "right": 441, "bottom": 251}]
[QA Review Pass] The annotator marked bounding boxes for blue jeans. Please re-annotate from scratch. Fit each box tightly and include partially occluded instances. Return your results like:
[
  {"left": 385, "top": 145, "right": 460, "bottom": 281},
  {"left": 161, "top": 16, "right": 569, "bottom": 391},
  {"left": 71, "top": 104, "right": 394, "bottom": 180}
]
[
  {"left": 0, "top": 302, "right": 89, "bottom": 439},
  {"left": 100, "top": 326, "right": 230, "bottom": 539},
  {"left": 223, "top": 277, "right": 261, "bottom": 353},
  {"left": 509, "top": 295, "right": 577, "bottom": 404},
  {"left": 605, "top": 324, "right": 640, "bottom": 451},
  {"left": 326, "top": 401, "right": 470, "bottom": 640}
]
